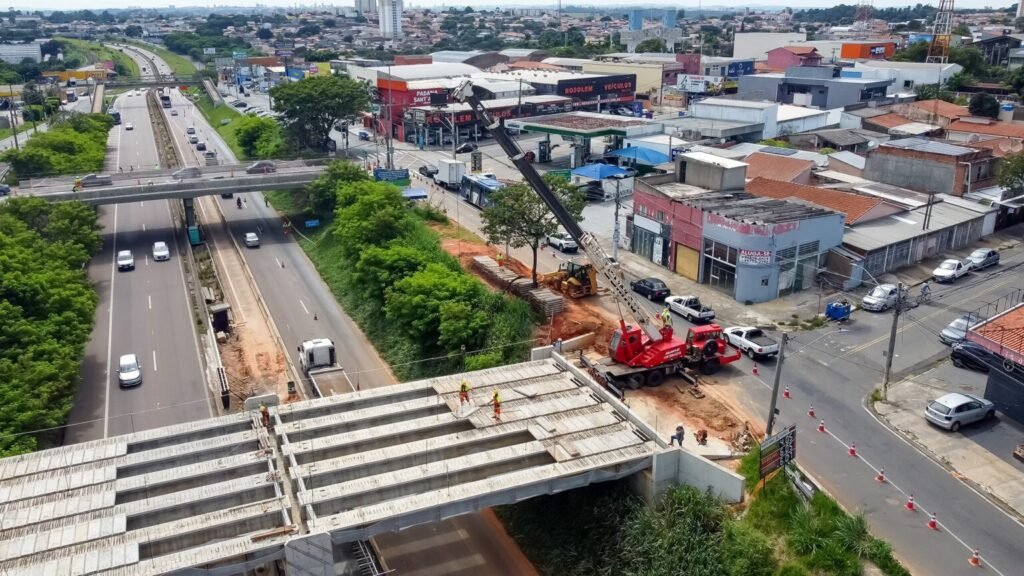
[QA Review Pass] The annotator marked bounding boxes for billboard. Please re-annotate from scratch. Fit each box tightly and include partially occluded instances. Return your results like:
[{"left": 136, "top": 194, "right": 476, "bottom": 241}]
[
  {"left": 232, "top": 50, "right": 248, "bottom": 60},
  {"left": 557, "top": 74, "right": 636, "bottom": 100},
  {"left": 759, "top": 424, "right": 797, "bottom": 479},
  {"left": 677, "top": 75, "right": 724, "bottom": 94},
  {"left": 286, "top": 67, "right": 306, "bottom": 81}
]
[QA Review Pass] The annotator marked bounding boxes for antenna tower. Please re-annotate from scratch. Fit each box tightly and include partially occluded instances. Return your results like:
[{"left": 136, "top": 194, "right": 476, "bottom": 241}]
[
  {"left": 855, "top": 0, "right": 873, "bottom": 28},
  {"left": 926, "top": 0, "right": 954, "bottom": 63}
]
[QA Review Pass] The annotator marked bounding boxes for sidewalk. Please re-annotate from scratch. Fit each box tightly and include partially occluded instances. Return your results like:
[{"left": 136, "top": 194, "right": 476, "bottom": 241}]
[{"left": 875, "top": 371, "right": 1024, "bottom": 521}]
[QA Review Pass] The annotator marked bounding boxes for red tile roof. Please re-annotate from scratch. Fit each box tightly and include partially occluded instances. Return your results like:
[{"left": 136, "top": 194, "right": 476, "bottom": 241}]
[
  {"left": 746, "top": 177, "right": 881, "bottom": 224},
  {"left": 783, "top": 45, "right": 819, "bottom": 55},
  {"left": 744, "top": 152, "right": 814, "bottom": 183},
  {"left": 947, "top": 119, "right": 1024, "bottom": 139},
  {"left": 866, "top": 113, "right": 914, "bottom": 129},
  {"left": 962, "top": 137, "right": 1024, "bottom": 157},
  {"left": 971, "top": 305, "right": 1024, "bottom": 363},
  {"left": 910, "top": 99, "right": 969, "bottom": 120}
]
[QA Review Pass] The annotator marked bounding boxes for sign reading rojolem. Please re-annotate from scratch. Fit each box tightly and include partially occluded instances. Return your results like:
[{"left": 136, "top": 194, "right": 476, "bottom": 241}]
[
  {"left": 759, "top": 424, "right": 797, "bottom": 479},
  {"left": 739, "top": 249, "right": 773, "bottom": 266}
]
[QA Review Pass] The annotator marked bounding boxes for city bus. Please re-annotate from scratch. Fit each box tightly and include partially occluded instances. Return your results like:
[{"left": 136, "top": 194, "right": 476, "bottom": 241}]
[
  {"left": 459, "top": 173, "right": 504, "bottom": 208},
  {"left": 110, "top": 109, "right": 121, "bottom": 125}
]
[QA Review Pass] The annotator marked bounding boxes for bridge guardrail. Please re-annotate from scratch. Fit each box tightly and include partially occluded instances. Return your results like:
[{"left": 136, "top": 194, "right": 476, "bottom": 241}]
[{"left": 34, "top": 170, "right": 323, "bottom": 203}]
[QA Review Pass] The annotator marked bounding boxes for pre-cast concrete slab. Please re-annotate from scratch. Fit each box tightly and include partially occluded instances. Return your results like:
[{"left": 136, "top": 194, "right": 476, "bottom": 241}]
[{"left": 0, "top": 350, "right": 744, "bottom": 575}]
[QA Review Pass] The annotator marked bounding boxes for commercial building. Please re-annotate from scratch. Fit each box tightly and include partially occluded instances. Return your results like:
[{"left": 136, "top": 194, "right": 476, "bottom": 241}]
[
  {"left": 851, "top": 60, "right": 963, "bottom": 95},
  {"left": 668, "top": 98, "right": 833, "bottom": 141},
  {"left": 701, "top": 56, "right": 755, "bottom": 79},
  {"left": 738, "top": 66, "right": 893, "bottom": 109},
  {"left": 863, "top": 138, "right": 999, "bottom": 198},
  {"left": 480, "top": 70, "right": 637, "bottom": 110},
  {"left": 764, "top": 46, "right": 823, "bottom": 70},
  {"left": 0, "top": 40, "right": 43, "bottom": 64},
  {"left": 403, "top": 95, "right": 572, "bottom": 146},
  {"left": 840, "top": 41, "right": 897, "bottom": 59},
  {"left": 733, "top": 32, "right": 808, "bottom": 61},
  {"left": 581, "top": 60, "right": 681, "bottom": 100}
]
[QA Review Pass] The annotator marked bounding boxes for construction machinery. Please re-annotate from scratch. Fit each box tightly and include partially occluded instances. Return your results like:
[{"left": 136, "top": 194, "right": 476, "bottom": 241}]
[
  {"left": 454, "top": 81, "right": 740, "bottom": 390},
  {"left": 539, "top": 260, "right": 599, "bottom": 298}
]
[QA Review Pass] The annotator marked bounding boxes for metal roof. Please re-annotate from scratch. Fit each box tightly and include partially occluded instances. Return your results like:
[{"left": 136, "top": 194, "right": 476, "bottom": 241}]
[
  {"left": 882, "top": 137, "right": 976, "bottom": 156},
  {"left": 705, "top": 197, "right": 838, "bottom": 224},
  {"left": 829, "top": 150, "right": 867, "bottom": 170},
  {"left": 374, "top": 63, "right": 482, "bottom": 81},
  {"left": 842, "top": 200, "right": 986, "bottom": 252},
  {"left": 505, "top": 112, "right": 663, "bottom": 138}
]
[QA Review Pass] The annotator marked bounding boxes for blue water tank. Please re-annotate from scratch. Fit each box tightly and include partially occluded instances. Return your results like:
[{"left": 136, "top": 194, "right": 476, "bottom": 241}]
[{"left": 1001, "top": 103, "right": 1015, "bottom": 111}]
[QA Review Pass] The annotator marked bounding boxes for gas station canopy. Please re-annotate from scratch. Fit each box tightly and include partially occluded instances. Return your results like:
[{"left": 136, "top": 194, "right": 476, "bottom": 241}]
[{"left": 505, "top": 111, "right": 664, "bottom": 139}]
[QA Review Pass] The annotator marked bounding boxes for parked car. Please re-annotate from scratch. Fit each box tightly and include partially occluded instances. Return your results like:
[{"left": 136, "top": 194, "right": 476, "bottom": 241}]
[
  {"left": 967, "top": 248, "right": 999, "bottom": 270},
  {"left": 117, "top": 353, "right": 143, "bottom": 387},
  {"left": 245, "top": 160, "right": 276, "bottom": 174},
  {"left": 924, "top": 392, "right": 995, "bottom": 431},
  {"left": 932, "top": 258, "right": 970, "bottom": 283},
  {"left": 116, "top": 250, "right": 135, "bottom": 271},
  {"left": 418, "top": 164, "right": 439, "bottom": 178},
  {"left": 0, "top": 183, "right": 10, "bottom": 196},
  {"left": 724, "top": 326, "right": 780, "bottom": 359},
  {"left": 125, "top": 122, "right": 134, "bottom": 130},
  {"left": 950, "top": 341, "right": 994, "bottom": 372},
  {"left": 861, "top": 284, "right": 902, "bottom": 312},
  {"left": 244, "top": 232, "right": 260, "bottom": 247},
  {"left": 546, "top": 232, "right": 578, "bottom": 253},
  {"left": 939, "top": 314, "right": 982, "bottom": 345},
  {"left": 630, "top": 277, "right": 670, "bottom": 301},
  {"left": 152, "top": 241, "right": 170, "bottom": 261},
  {"left": 195, "top": 142, "right": 206, "bottom": 151},
  {"left": 664, "top": 295, "right": 716, "bottom": 323},
  {"left": 233, "top": 100, "right": 248, "bottom": 108}
]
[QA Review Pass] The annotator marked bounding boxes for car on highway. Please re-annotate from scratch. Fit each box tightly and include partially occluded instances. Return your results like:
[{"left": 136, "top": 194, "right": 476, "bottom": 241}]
[
  {"left": 171, "top": 109, "right": 178, "bottom": 116},
  {"left": 79, "top": 173, "right": 113, "bottom": 187},
  {"left": 116, "top": 250, "right": 135, "bottom": 271},
  {"left": 418, "top": 164, "right": 439, "bottom": 178},
  {"left": 932, "top": 258, "right": 971, "bottom": 283},
  {"left": 0, "top": 184, "right": 10, "bottom": 196},
  {"left": 117, "top": 353, "right": 143, "bottom": 388},
  {"left": 188, "top": 135, "right": 199, "bottom": 144},
  {"left": 196, "top": 142, "right": 207, "bottom": 151},
  {"left": 233, "top": 100, "right": 248, "bottom": 108},
  {"left": 630, "top": 277, "right": 670, "bottom": 301},
  {"left": 244, "top": 232, "right": 260, "bottom": 247},
  {"left": 186, "top": 127, "right": 196, "bottom": 135},
  {"left": 173, "top": 166, "right": 201, "bottom": 179},
  {"left": 967, "top": 248, "right": 999, "bottom": 270},
  {"left": 125, "top": 122, "right": 134, "bottom": 131},
  {"left": 246, "top": 160, "right": 276, "bottom": 174},
  {"left": 455, "top": 142, "right": 478, "bottom": 154},
  {"left": 950, "top": 341, "right": 994, "bottom": 372},
  {"left": 152, "top": 241, "right": 170, "bottom": 261},
  {"left": 546, "top": 232, "right": 578, "bottom": 253},
  {"left": 861, "top": 283, "right": 902, "bottom": 312},
  {"left": 925, "top": 392, "right": 995, "bottom": 431},
  {"left": 939, "top": 314, "right": 982, "bottom": 345}
]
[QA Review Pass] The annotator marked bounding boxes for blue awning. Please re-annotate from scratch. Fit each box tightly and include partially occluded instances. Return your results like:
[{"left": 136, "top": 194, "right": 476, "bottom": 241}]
[
  {"left": 607, "top": 146, "right": 670, "bottom": 166},
  {"left": 571, "top": 163, "right": 627, "bottom": 180}
]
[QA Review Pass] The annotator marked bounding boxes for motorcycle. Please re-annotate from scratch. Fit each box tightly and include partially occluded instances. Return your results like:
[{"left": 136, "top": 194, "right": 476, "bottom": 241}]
[{"left": 236, "top": 197, "right": 243, "bottom": 209}]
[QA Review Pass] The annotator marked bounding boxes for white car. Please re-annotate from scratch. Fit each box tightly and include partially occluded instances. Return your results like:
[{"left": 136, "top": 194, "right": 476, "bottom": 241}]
[
  {"left": 861, "top": 283, "right": 902, "bottom": 312},
  {"left": 116, "top": 250, "right": 135, "bottom": 271},
  {"left": 546, "top": 233, "right": 578, "bottom": 253},
  {"left": 933, "top": 258, "right": 971, "bottom": 283},
  {"left": 125, "top": 122, "right": 134, "bottom": 131},
  {"left": 244, "top": 232, "right": 260, "bottom": 247},
  {"left": 152, "top": 241, "right": 170, "bottom": 261},
  {"left": 117, "top": 353, "right": 143, "bottom": 387}
]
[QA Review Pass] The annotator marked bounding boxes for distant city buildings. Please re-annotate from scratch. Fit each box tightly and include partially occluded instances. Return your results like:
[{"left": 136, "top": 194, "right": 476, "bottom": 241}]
[{"left": 378, "top": 0, "right": 403, "bottom": 40}]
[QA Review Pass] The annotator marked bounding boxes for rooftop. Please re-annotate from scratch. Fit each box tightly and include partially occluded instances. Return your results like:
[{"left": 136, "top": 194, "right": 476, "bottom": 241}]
[
  {"left": 743, "top": 152, "right": 814, "bottom": 183},
  {"left": 947, "top": 118, "right": 1024, "bottom": 139},
  {"left": 705, "top": 196, "right": 838, "bottom": 224},
  {"left": 810, "top": 127, "right": 888, "bottom": 148},
  {"left": 841, "top": 196, "right": 987, "bottom": 252},
  {"left": 828, "top": 150, "right": 867, "bottom": 170},
  {"left": 867, "top": 112, "right": 915, "bottom": 129},
  {"left": 506, "top": 111, "right": 663, "bottom": 138},
  {"left": 907, "top": 99, "right": 970, "bottom": 120},
  {"left": 679, "top": 151, "right": 748, "bottom": 170},
  {"left": 374, "top": 63, "right": 482, "bottom": 81},
  {"left": 968, "top": 303, "right": 1024, "bottom": 366},
  {"left": 880, "top": 137, "right": 978, "bottom": 156},
  {"left": 746, "top": 177, "right": 877, "bottom": 224}
]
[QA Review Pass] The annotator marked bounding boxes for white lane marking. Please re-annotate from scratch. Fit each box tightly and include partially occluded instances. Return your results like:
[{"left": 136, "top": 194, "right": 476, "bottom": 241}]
[
  {"left": 145, "top": 255, "right": 149, "bottom": 266},
  {"left": 148, "top": 294, "right": 152, "bottom": 310},
  {"left": 142, "top": 223, "right": 146, "bottom": 232},
  {"left": 299, "top": 300, "right": 309, "bottom": 315},
  {"left": 103, "top": 204, "right": 119, "bottom": 439},
  {"left": 275, "top": 257, "right": 283, "bottom": 268},
  {"left": 152, "top": 350, "right": 158, "bottom": 372}
]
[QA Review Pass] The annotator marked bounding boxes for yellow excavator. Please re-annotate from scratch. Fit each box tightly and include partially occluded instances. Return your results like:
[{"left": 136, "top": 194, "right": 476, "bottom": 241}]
[{"left": 539, "top": 260, "right": 599, "bottom": 298}]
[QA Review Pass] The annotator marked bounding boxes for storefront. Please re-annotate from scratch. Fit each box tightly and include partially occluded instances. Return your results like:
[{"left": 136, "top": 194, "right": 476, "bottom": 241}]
[{"left": 631, "top": 214, "right": 671, "bottom": 267}]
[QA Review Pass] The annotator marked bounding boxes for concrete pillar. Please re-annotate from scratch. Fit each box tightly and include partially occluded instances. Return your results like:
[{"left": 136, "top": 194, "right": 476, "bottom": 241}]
[
  {"left": 284, "top": 533, "right": 334, "bottom": 576},
  {"left": 182, "top": 197, "right": 196, "bottom": 227}
]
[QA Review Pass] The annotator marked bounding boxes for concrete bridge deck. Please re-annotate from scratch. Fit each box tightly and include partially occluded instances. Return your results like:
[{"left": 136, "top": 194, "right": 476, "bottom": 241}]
[{"left": 0, "top": 351, "right": 743, "bottom": 575}]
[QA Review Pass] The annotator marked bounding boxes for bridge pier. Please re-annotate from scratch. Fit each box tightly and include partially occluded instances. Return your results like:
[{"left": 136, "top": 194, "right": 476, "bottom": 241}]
[{"left": 284, "top": 533, "right": 334, "bottom": 576}]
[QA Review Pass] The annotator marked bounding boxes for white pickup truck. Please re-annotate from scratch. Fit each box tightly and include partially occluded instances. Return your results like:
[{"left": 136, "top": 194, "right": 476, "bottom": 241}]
[
  {"left": 724, "top": 326, "right": 780, "bottom": 360},
  {"left": 664, "top": 295, "right": 716, "bottom": 323}
]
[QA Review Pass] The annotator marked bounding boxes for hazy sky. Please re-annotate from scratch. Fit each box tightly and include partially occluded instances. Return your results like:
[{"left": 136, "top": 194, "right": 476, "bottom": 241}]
[{"left": 35, "top": 1, "right": 1018, "bottom": 12}]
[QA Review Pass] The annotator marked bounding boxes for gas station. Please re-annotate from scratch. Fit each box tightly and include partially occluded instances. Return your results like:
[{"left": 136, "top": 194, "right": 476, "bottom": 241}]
[{"left": 503, "top": 111, "right": 665, "bottom": 168}]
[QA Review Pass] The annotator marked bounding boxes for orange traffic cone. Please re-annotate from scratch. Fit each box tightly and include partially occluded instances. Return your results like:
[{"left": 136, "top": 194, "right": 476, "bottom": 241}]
[
  {"left": 752, "top": 362, "right": 759, "bottom": 376},
  {"left": 905, "top": 494, "right": 916, "bottom": 512},
  {"left": 848, "top": 442, "right": 857, "bottom": 458},
  {"left": 968, "top": 549, "right": 982, "bottom": 567},
  {"left": 808, "top": 405, "right": 815, "bottom": 418},
  {"left": 927, "top": 512, "right": 939, "bottom": 531},
  {"left": 875, "top": 468, "right": 886, "bottom": 483},
  {"left": 817, "top": 419, "right": 826, "bottom": 433},
  {"left": 783, "top": 385, "right": 791, "bottom": 399}
]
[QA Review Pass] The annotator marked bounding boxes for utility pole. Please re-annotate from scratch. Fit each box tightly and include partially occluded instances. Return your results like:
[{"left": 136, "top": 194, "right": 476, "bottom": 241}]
[
  {"left": 612, "top": 178, "right": 622, "bottom": 260},
  {"left": 765, "top": 333, "right": 789, "bottom": 437},
  {"left": 882, "top": 282, "right": 904, "bottom": 399}
]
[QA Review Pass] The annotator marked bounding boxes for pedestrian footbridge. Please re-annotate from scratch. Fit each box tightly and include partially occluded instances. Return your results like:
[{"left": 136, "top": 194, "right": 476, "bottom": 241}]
[{"left": 0, "top": 350, "right": 743, "bottom": 575}]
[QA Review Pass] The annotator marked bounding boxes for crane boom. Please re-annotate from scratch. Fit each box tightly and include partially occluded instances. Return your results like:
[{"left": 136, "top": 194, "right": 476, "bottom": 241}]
[{"left": 453, "top": 81, "right": 664, "bottom": 342}]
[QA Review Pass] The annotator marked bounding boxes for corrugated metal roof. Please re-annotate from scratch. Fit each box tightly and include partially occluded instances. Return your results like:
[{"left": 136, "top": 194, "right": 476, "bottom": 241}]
[
  {"left": 374, "top": 63, "right": 482, "bottom": 80},
  {"left": 829, "top": 150, "right": 867, "bottom": 170},
  {"left": 843, "top": 200, "right": 984, "bottom": 252},
  {"left": 882, "top": 137, "right": 975, "bottom": 156}
]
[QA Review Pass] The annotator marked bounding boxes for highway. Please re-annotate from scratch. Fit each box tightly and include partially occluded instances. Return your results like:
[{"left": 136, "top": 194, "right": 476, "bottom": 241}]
[{"left": 65, "top": 75, "right": 210, "bottom": 441}]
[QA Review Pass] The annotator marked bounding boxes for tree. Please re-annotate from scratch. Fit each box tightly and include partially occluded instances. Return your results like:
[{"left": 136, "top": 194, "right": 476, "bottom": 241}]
[
  {"left": 969, "top": 92, "right": 1000, "bottom": 118},
  {"left": 124, "top": 24, "right": 143, "bottom": 37},
  {"left": 304, "top": 160, "right": 370, "bottom": 216},
  {"left": 950, "top": 46, "right": 986, "bottom": 76},
  {"left": 481, "top": 175, "right": 585, "bottom": 286},
  {"left": 634, "top": 38, "right": 667, "bottom": 53},
  {"left": 1005, "top": 65, "right": 1024, "bottom": 95},
  {"left": 998, "top": 152, "right": 1024, "bottom": 196},
  {"left": 893, "top": 40, "right": 929, "bottom": 63},
  {"left": 270, "top": 75, "right": 369, "bottom": 151},
  {"left": 385, "top": 263, "right": 488, "bottom": 350},
  {"left": 333, "top": 182, "right": 411, "bottom": 260},
  {"left": 296, "top": 24, "right": 321, "bottom": 37},
  {"left": 234, "top": 115, "right": 282, "bottom": 159},
  {"left": 256, "top": 27, "right": 274, "bottom": 40},
  {"left": 676, "top": 8, "right": 686, "bottom": 20},
  {"left": 944, "top": 71, "right": 975, "bottom": 91}
]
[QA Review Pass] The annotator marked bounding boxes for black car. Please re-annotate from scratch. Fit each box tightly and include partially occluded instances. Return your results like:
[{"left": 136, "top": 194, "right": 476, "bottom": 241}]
[
  {"left": 950, "top": 341, "right": 993, "bottom": 372},
  {"left": 455, "top": 142, "right": 477, "bottom": 154},
  {"left": 0, "top": 184, "right": 10, "bottom": 196},
  {"left": 196, "top": 142, "right": 207, "bottom": 151},
  {"left": 418, "top": 164, "right": 439, "bottom": 178},
  {"left": 233, "top": 100, "right": 248, "bottom": 108},
  {"left": 630, "top": 277, "right": 671, "bottom": 301},
  {"left": 575, "top": 181, "right": 606, "bottom": 201}
]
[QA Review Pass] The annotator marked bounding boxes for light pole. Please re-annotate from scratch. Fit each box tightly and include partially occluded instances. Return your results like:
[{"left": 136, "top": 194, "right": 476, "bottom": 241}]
[{"left": 766, "top": 328, "right": 849, "bottom": 437}]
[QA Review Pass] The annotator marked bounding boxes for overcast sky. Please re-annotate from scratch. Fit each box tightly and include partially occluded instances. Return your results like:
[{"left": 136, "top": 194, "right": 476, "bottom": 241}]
[{"left": 36, "top": 1, "right": 1018, "bottom": 12}]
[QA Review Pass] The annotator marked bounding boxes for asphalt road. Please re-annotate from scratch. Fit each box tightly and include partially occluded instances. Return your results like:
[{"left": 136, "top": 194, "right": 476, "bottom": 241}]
[{"left": 65, "top": 84, "right": 210, "bottom": 442}]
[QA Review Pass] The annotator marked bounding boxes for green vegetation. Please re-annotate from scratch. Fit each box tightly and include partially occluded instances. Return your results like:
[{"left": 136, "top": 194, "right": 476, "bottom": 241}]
[
  {"left": 270, "top": 75, "right": 370, "bottom": 151},
  {"left": 127, "top": 41, "right": 195, "bottom": 77},
  {"left": 997, "top": 151, "right": 1024, "bottom": 197},
  {"left": 2, "top": 112, "right": 114, "bottom": 180},
  {"left": 191, "top": 92, "right": 245, "bottom": 160},
  {"left": 234, "top": 115, "right": 284, "bottom": 159},
  {"left": 968, "top": 92, "right": 1000, "bottom": 119},
  {"left": 56, "top": 38, "right": 139, "bottom": 78},
  {"left": 269, "top": 162, "right": 536, "bottom": 379},
  {"left": 163, "top": 14, "right": 250, "bottom": 62},
  {"left": 0, "top": 197, "right": 101, "bottom": 456},
  {"left": 758, "top": 139, "right": 792, "bottom": 148}
]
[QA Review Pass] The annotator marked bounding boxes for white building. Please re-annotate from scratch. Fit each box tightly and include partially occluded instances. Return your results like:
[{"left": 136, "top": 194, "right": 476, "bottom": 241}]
[
  {"left": 356, "top": 0, "right": 376, "bottom": 13},
  {"left": 732, "top": 32, "right": 807, "bottom": 61},
  {"left": 852, "top": 61, "right": 963, "bottom": 96},
  {"left": 0, "top": 41, "right": 43, "bottom": 64},
  {"left": 378, "top": 0, "right": 403, "bottom": 40}
]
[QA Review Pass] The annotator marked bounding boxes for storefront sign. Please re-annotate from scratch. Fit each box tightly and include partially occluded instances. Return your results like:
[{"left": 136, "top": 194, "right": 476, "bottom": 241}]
[
  {"left": 634, "top": 214, "right": 663, "bottom": 235},
  {"left": 739, "top": 249, "right": 773, "bottom": 266},
  {"left": 706, "top": 213, "right": 799, "bottom": 237},
  {"left": 677, "top": 75, "right": 723, "bottom": 94}
]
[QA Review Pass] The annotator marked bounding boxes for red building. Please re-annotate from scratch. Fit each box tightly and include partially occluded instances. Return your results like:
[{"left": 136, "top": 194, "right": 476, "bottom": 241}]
[{"left": 765, "top": 46, "right": 823, "bottom": 70}]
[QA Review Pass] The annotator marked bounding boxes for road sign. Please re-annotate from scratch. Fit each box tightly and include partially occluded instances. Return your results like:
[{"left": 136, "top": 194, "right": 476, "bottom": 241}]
[
  {"left": 374, "top": 168, "right": 409, "bottom": 182},
  {"left": 305, "top": 219, "right": 321, "bottom": 229},
  {"left": 759, "top": 423, "right": 797, "bottom": 479}
]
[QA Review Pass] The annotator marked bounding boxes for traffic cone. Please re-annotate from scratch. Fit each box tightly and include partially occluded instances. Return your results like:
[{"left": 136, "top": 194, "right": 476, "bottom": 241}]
[
  {"left": 783, "top": 386, "right": 791, "bottom": 399},
  {"left": 875, "top": 468, "right": 886, "bottom": 483},
  {"left": 752, "top": 362, "right": 759, "bottom": 376},
  {"left": 927, "top": 512, "right": 938, "bottom": 531},
  {"left": 808, "top": 405, "right": 815, "bottom": 418},
  {"left": 968, "top": 549, "right": 981, "bottom": 567},
  {"left": 817, "top": 419, "right": 826, "bottom": 433},
  {"left": 848, "top": 442, "right": 857, "bottom": 457},
  {"left": 905, "top": 494, "right": 916, "bottom": 511}
]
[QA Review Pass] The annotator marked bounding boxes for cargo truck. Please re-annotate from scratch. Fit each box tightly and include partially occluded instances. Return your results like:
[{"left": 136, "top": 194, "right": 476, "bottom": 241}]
[
  {"left": 434, "top": 158, "right": 466, "bottom": 190},
  {"left": 298, "top": 338, "right": 352, "bottom": 395}
]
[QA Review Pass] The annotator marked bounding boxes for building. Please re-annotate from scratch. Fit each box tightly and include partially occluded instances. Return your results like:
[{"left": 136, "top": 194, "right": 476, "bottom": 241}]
[
  {"left": 945, "top": 117, "right": 1024, "bottom": 141},
  {"left": 970, "top": 34, "right": 1024, "bottom": 67},
  {"left": 581, "top": 60, "right": 682, "bottom": 99},
  {"left": 701, "top": 56, "right": 755, "bottom": 79},
  {"left": 431, "top": 50, "right": 507, "bottom": 69},
  {"left": 789, "top": 127, "right": 889, "bottom": 153},
  {"left": 743, "top": 152, "right": 814, "bottom": 184},
  {"left": 356, "top": 0, "right": 376, "bottom": 13},
  {"left": 631, "top": 154, "right": 845, "bottom": 303},
  {"left": 894, "top": 98, "right": 969, "bottom": 127},
  {"left": 0, "top": 41, "right": 43, "bottom": 64},
  {"left": 969, "top": 303, "right": 1024, "bottom": 425},
  {"left": 765, "top": 46, "right": 823, "bottom": 70},
  {"left": 851, "top": 61, "right": 963, "bottom": 95},
  {"left": 733, "top": 32, "right": 808, "bottom": 61},
  {"left": 667, "top": 98, "right": 833, "bottom": 142},
  {"left": 863, "top": 138, "right": 999, "bottom": 197},
  {"left": 738, "top": 66, "right": 893, "bottom": 109},
  {"left": 840, "top": 41, "right": 897, "bottom": 60},
  {"left": 479, "top": 70, "right": 637, "bottom": 111},
  {"left": 378, "top": 0, "right": 403, "bottom": 40},
  {"left": 629, "top": 9, "right": 644, "bottom": 31}
]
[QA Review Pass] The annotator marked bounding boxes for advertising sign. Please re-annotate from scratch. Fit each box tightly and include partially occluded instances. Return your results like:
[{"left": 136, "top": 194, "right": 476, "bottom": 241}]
[
  {"left": 557, "top": 74, "right": 636, "bottom": 100},
  {"left": 374, "top": 168, "right": 410, "bottom": 182},
  {"left": 739, "top": 249, "right": 773, "bottom": 266},
  {"left": 678, "top": 75, "right": 724, "bottom": 94},
  {"left": 286, "top": 67, "right": 305, "bottom": 81},
  {"left": 759, "top": 424, "right": 797, "bottom": 479},
  {"left": 232, "top": 50, "right": 248, "bottom": 60}
]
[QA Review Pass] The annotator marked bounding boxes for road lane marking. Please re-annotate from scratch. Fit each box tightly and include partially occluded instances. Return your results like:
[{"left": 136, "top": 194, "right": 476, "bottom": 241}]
[
  {"left": 299, "top": 300, "right": 309, "bottom": 314},
  {"left": 142, "top": 223, "right": 146, "bottom": 232},
  {"left": 152, "top": 350, "right": 158, "bottom": 372},
  {"left": 145, "top": 255, "right": 149, "bottom": 266},
  {"left": 275, "top": 257, "right": 283, "bottom": 268},
  {"left": 103, "top": 204, "right": 119, "bottom": 439},
  {"left": 148, "top": 295, "right": 152, "bottom": 310}
]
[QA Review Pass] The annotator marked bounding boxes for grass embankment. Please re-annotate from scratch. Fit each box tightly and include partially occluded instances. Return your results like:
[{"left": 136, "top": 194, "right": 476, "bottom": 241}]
[
  {"left": 2, "top": 113, "right": 114, "bottom": 180},
  {"left": 0, "top": 121, "right": 37, "bottom": 144},
  {"left": 497, "top": 450, "right": 911, "bottom": 576},
  {"left": 58, "top": 38, "right": 139, "bottom": 77},
  {"left": 191, "top": 91, "right": 245, "bottom": 160},
  {"left": 127, "top": 41, "right": 195, "bottom": 77}
]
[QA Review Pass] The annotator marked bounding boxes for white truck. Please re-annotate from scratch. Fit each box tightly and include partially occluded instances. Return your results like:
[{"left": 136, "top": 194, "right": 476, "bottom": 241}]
[
  {"left": 723, "top": 326, "right": 780, "bottom": 360},
  {"left": 664, "top": 295, "right": 716, "bottom": 323},
  {"left": 298, "top": 338, "right": 352, "bottom": 394},
  {"left": 434, "top": 158, "right": 466, "bottom": 190}
]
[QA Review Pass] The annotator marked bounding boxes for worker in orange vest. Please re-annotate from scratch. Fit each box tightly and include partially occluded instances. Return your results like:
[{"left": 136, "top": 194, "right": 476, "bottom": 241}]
[
  {"left": 459, "top": 379, "right": 471, "bottom": 405},
  {"left": 496, "top": 251, "right": 506, "bottom": 267},
  {"left": 488, "top": 388, "right": 502, "bottom": 420}
]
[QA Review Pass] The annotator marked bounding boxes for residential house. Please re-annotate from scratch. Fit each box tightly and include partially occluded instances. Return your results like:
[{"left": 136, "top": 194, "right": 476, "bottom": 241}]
[
  {"left": 764, "top": 45, "right": 823, "bottom": 69},
  {"left": 743, "top": 152, "right": 815, "bottom": 184},
  {"left": 863, "top": 138, "right": 999, "bottom": 197}
]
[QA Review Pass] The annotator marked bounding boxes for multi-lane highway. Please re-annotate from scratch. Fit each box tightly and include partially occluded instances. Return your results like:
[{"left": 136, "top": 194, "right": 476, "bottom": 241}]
[{"left": 65, "top": 89, "right": 210, "bottom": 441}]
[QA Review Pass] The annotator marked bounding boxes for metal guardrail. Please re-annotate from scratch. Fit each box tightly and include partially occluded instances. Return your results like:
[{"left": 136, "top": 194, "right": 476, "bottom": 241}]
[{"left": 21, "top": 159, "right": 329, "bottom": 189}]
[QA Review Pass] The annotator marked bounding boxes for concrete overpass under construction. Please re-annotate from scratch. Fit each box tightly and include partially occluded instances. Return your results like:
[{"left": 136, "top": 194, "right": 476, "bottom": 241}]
[{"left": 0, "top": 351, "right": 743, "bottom": 575}]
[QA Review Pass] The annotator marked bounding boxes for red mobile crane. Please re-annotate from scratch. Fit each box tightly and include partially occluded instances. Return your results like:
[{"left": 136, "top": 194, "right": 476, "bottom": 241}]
[{"left": 453, "top": 82, "right": 740, "bottom": 390}]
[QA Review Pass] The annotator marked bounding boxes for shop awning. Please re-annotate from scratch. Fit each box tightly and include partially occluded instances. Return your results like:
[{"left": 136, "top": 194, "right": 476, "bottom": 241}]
[
  {"left": 607, "top": 146, "right": 670, "bottom": 166},
  {"left": 571, "top": 163, "right": 627, "bottom": 180}
]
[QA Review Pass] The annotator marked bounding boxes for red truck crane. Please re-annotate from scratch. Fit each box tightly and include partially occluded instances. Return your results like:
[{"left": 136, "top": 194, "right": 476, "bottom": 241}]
[{"left": 454, "top": 81, "right": 740, "bottom": 391}]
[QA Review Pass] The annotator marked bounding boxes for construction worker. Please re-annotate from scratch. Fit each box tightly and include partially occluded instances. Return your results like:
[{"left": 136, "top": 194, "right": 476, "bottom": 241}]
[
  {"left": 73, "top": 178, "right": 82, "bottom": 192},
  {"left": 660, "top": 306, "right": 673, "bottom": 327},
  {"left": 459, "top": 379, "right": 471, "bottom": 405},
  {"left": 669, "top": 424, "right": 685, "bottom": 446},
  {"left": 259, "top": 403, "right": 270, "bottom": 428},
  {"left": 488, "top": 388, "right": 502, "bottom": 420},
  {"left": 496, "top": 251, "right": 506, "bottom": 268}
]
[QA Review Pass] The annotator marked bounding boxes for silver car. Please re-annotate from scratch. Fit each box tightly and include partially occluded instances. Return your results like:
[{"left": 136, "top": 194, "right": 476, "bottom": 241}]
[
  {"left": 116, "top": 250, "right": 135, "bottom": 271},
  {"left": 118, "top": 353, "right": 143, "bottom": 387},
  {"left": 152, "top": 241, "right": 170, "bottom": 261},
  {"left": 924, "top": 392, "right": 995, "bottom": 431},
  {"left": 939, "top": 314, "right": 981, "bottom": 345},
  {"left": 244, "top": 232, "right": 260, "bottom": 247},
  {"left": 861, "top": 284, "right": 901, "bottom": 312},
  {"left": 968, "top": 248, "right": 999, "bottom": 270}
]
